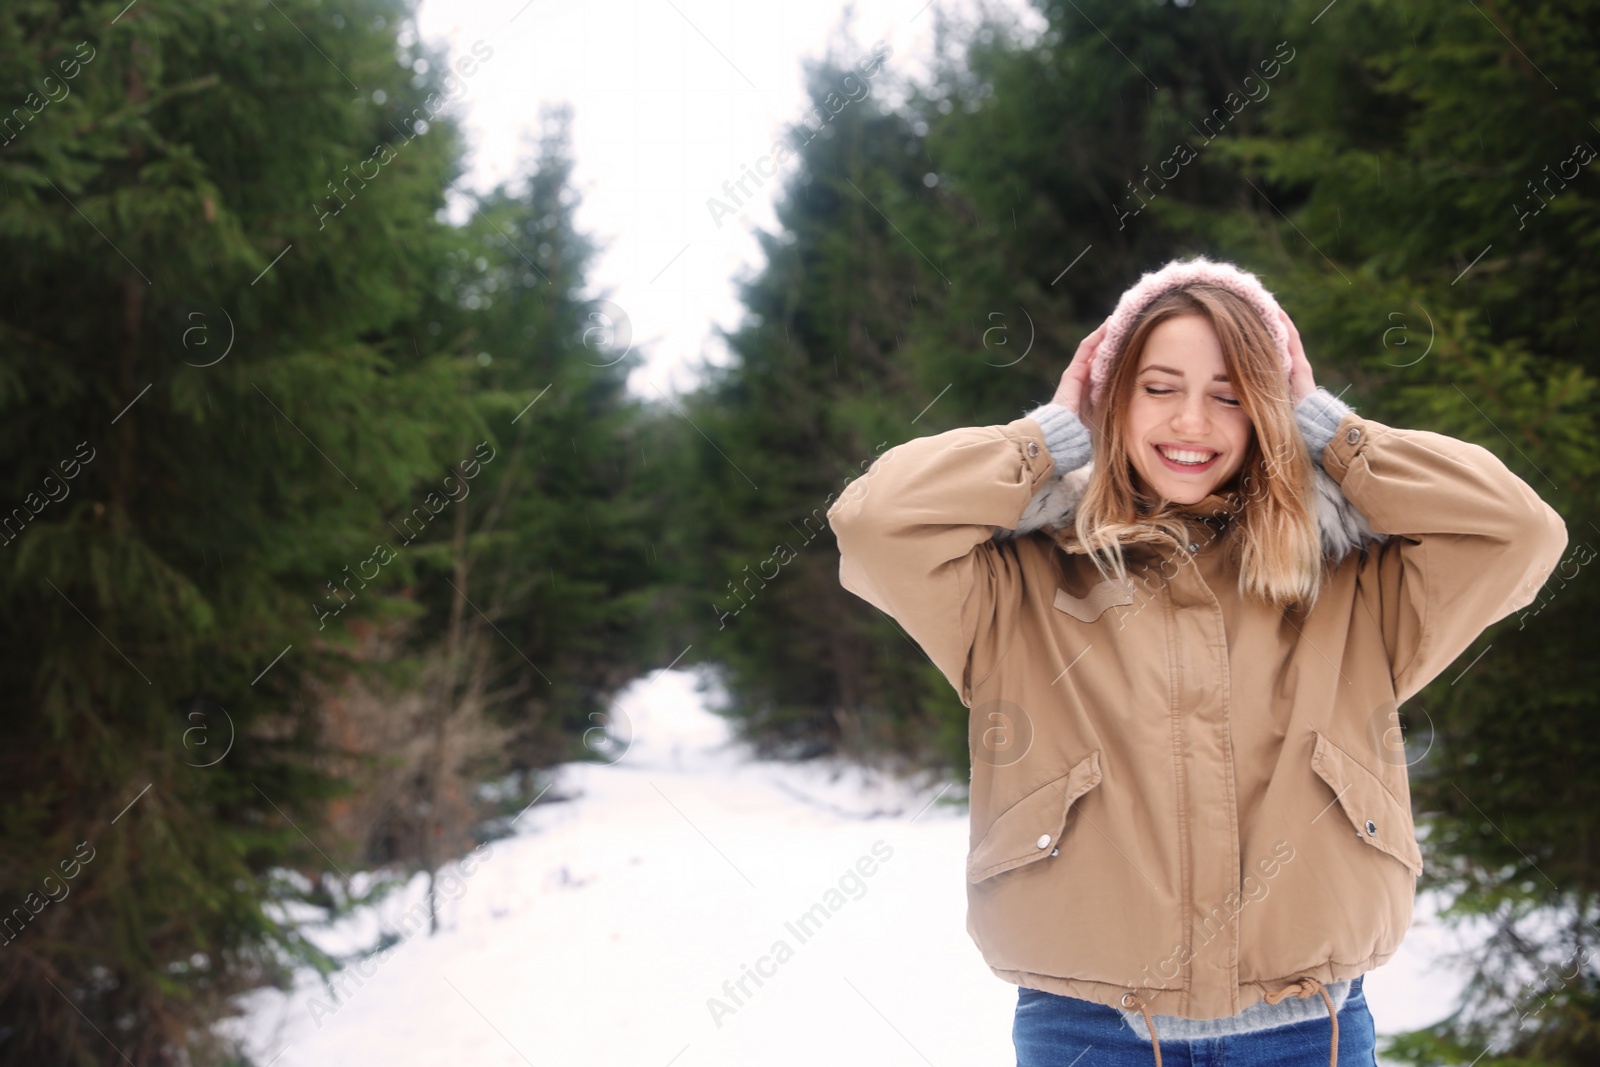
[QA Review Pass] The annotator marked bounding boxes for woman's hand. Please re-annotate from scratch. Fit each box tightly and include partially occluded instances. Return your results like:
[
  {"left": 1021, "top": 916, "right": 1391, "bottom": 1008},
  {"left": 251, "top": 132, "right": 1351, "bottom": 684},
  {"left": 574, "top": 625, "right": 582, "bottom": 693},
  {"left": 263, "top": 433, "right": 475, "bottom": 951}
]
[
  {"left": 1278, "top": 307, "right": 1316, "bottom": 405},
  {"left": 1050, "top": 322, "right": 1108, "bottom": 421}
]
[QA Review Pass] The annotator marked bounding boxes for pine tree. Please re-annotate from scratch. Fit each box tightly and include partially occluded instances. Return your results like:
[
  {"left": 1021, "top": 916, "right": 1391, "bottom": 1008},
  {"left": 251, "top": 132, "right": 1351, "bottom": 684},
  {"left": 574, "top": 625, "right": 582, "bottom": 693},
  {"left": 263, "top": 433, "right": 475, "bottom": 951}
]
[
  {"left": 361, "top": 103, "right": 667, "bottom": 934},
  {"left": 1184, "top": 2, "right": 1599, "bottom": 1060},
  {"left": 669, "top": 41, "right": 973, "bottom": 769},
  {"left": 0, "top": 1, "right": 475, "bottom": 1060}
]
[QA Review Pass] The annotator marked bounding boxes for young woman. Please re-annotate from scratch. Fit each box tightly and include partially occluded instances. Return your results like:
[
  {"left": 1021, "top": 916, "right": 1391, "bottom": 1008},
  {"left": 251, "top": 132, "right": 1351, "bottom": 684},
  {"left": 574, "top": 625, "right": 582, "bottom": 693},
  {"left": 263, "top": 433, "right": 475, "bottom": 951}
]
[{"left": 826, "top": 258, "right": 1568, "bottom": 1066}]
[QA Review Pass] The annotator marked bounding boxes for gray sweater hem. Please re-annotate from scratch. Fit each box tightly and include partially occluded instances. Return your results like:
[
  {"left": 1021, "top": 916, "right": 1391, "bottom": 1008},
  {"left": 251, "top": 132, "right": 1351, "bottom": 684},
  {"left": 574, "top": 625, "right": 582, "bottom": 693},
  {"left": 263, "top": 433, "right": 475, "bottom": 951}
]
[{"left": 1114, "top": 979, "right": 1352, "bottom": 1038}]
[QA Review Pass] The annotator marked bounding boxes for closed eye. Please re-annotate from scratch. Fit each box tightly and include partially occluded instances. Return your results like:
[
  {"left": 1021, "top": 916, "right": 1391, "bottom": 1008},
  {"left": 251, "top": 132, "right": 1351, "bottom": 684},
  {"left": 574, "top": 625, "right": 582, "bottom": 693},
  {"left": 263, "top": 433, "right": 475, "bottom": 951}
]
[{"left": 1143, "top": 385, "right": 1242, "bottom": 407}]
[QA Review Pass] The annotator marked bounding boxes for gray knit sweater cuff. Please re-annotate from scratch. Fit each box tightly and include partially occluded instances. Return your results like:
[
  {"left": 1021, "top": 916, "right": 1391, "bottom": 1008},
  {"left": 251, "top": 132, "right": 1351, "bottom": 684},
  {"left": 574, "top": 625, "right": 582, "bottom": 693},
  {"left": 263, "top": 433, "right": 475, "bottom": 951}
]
[
  {"left": 1023, "top": 402, "right": 1093, "bottom": 477},
  {"left": 1295, "top": 388, "right": 1354, "bottom": 468}
]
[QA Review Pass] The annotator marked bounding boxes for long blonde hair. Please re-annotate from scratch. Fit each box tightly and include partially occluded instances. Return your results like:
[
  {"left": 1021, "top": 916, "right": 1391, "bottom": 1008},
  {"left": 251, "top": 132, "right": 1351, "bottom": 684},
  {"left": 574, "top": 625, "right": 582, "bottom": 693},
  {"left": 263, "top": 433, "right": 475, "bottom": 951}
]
[{"left": 1069, "top": 285, "right": 1327, "bottom": 611}]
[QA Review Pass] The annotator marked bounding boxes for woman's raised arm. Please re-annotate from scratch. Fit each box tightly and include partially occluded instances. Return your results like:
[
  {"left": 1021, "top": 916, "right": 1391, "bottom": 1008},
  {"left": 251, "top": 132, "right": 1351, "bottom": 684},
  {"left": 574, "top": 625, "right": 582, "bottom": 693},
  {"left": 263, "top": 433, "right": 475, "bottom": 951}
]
[
  {"left": 1298, "top": 385, "right": 1569, "bottom": 703},
  {"left": 826, "top": 409, "right": 1089, "bottom": 707},
  {"left": 827, "top": 329, "right": 1102, "bottom": 704}
]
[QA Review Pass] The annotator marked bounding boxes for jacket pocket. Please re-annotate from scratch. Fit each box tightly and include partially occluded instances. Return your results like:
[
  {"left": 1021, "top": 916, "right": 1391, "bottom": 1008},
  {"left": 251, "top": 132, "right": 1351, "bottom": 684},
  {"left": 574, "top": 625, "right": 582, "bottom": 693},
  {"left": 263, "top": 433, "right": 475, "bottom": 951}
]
[
  {"left": 967, "top": 749, "right": 1102, "bottom": 882},
  {"left": 1310, "top": 730, "right": 1423, "bottom": 876},
  {"left": 1053, "top": 579, "right": 1135, "bottom": 624}
]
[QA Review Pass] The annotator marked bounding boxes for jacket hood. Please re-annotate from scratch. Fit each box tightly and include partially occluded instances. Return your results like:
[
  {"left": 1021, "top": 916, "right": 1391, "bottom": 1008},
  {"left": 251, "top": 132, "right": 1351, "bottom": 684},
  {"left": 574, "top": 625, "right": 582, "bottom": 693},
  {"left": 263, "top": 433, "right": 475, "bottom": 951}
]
[{"left": 995, "top": 460, "right": 1387, "bottom": 564}]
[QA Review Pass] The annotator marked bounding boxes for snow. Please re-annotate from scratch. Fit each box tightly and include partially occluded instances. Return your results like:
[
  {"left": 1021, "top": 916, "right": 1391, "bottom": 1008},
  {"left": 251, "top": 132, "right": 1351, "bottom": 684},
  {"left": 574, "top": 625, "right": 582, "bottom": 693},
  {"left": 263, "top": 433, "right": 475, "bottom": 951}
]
[{"left": 225, "top": 668, "right": 1473, "bottom": 1066}]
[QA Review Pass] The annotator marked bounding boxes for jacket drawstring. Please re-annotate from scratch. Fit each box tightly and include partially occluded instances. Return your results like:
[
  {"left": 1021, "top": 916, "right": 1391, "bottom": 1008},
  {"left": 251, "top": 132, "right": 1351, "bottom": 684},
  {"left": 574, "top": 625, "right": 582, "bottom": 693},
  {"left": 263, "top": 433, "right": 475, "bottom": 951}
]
[
  {"left": 1121, "top": 976, "right": 1338, "bottom": 1067},
  {"left": 1119, "top": 991, "right": 1164, "bottom": 1067},
  {"left": 1263, "top": 977, "right": 1339, "bottom": 1066}
]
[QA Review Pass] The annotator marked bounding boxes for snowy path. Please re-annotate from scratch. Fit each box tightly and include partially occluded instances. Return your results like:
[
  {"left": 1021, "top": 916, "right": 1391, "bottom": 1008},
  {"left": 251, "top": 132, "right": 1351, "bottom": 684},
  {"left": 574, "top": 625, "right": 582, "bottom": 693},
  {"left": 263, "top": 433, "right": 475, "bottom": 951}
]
[{"left": 228, "top": 669, "right": 1474, "bottom": 1066}]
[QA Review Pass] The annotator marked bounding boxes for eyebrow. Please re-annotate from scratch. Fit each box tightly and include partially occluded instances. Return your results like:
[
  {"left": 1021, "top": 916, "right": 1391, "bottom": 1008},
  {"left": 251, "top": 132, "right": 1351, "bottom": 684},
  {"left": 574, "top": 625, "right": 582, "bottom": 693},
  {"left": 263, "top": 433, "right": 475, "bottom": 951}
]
[{"left": 1142, "top": 364, "right": 1230, "bottom": 382}]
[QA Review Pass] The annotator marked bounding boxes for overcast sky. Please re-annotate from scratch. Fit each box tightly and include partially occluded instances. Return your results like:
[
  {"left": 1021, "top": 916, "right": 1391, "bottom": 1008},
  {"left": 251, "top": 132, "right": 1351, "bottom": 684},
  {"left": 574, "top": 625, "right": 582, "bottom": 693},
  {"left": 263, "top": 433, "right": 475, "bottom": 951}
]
[{"left": 413, "top": 0, "right": 1040, "bottom": 400}]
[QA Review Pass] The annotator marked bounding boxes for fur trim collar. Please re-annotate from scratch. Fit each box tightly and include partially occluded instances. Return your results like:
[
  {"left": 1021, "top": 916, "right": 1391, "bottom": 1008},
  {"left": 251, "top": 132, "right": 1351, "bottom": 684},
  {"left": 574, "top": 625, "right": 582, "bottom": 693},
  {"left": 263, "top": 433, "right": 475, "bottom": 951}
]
[{"left": 994, "top": 462, "right": 1387, "bottom": 564}]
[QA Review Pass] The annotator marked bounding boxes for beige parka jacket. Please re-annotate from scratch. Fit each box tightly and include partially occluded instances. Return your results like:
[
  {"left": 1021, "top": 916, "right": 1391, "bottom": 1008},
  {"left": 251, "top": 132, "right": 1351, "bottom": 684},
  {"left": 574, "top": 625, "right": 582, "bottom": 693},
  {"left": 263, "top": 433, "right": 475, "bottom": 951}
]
[{"left": 826, "top": 393, "right": 1568, "bottom": 1031}]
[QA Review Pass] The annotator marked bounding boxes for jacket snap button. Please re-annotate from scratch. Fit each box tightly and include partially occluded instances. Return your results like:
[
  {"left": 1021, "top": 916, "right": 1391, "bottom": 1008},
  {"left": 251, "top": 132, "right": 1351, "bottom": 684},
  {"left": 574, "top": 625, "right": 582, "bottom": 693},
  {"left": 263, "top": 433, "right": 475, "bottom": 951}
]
[
  {"left": 1346, "top": 427, "right": 1362, "bottom": 444},
  {"left": 1188, "top": 541, "right": 1199, "bottom": 553},
  {"left": 1050, "top": 848, "right": 1060, "bottom": 857},
  {"left": 1027, "top": 441, "right": 1040, "bottom": 457},
  {"left": 1365, "top": 819, "right": 1378, "bottom": 836},
  {"left": 1036, "top": 833, "right": 1052, "bottom": 849}
]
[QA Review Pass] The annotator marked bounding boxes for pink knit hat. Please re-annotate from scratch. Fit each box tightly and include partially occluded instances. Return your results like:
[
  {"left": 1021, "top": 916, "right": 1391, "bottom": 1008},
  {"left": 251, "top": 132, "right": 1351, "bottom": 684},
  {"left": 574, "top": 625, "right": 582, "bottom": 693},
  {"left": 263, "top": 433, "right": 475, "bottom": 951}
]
[{"left": 1088, "top": 257, "right": 1293, "bottom": 411}]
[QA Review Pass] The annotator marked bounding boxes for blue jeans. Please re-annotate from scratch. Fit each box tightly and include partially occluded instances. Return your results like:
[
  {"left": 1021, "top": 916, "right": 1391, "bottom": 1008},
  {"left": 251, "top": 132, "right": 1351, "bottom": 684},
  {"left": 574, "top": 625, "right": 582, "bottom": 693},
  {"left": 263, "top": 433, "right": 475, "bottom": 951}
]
[{"left": 1013, "top": 975, "right": 1378, "bottom": 1066}]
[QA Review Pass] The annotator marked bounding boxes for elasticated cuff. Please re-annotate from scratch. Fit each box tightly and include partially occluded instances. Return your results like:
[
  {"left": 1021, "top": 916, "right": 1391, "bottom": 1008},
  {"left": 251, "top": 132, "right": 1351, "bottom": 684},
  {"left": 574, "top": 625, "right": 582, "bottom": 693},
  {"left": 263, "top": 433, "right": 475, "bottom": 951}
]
[
  {"left": 1296, "top": 388, "right": 1354, "bottom": 467},
  {"left": 1024, "top": 402, "right": 1093, "bottom": 477}
]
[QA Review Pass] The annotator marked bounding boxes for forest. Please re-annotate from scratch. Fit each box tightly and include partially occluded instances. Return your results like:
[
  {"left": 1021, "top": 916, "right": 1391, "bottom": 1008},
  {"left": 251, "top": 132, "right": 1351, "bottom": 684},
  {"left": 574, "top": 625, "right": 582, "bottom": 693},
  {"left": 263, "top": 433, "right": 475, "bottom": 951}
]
[{"left": 0, "top": 0, "right": 1594, "bottom": 1062}]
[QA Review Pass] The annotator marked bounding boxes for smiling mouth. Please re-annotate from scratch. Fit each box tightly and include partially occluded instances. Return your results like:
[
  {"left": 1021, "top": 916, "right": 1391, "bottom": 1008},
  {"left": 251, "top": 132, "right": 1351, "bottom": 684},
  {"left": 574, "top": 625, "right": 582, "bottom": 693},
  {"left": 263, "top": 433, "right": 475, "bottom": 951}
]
[{"left": 1154, "top": 444, "right": 1220, "bottom": 471}]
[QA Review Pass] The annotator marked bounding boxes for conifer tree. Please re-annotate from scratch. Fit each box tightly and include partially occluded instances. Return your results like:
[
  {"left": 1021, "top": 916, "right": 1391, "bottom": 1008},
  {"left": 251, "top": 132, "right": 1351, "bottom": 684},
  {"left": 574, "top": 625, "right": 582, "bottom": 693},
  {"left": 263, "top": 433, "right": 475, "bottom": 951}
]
[
  {"left": 0, "top": 1, "right": 475, "bottom": 1060},
  {"left": 671, "top": 45, "right": 971, "bottom": 767}
]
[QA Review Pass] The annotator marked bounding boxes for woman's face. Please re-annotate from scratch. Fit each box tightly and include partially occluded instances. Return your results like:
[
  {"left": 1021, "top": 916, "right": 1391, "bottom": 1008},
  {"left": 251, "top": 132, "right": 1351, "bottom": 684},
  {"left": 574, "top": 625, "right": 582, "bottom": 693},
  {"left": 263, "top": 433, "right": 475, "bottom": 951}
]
[{"left": 1123, "top": 313, "right": 1254, "bottom": 506}]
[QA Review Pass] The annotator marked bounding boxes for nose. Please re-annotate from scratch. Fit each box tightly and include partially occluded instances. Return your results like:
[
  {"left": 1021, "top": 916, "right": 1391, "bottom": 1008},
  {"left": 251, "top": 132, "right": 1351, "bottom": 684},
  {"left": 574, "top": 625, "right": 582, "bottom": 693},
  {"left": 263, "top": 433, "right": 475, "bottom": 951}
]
[{"left": 1170, "top": 393, "right": 1211, "bottom": 436}]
